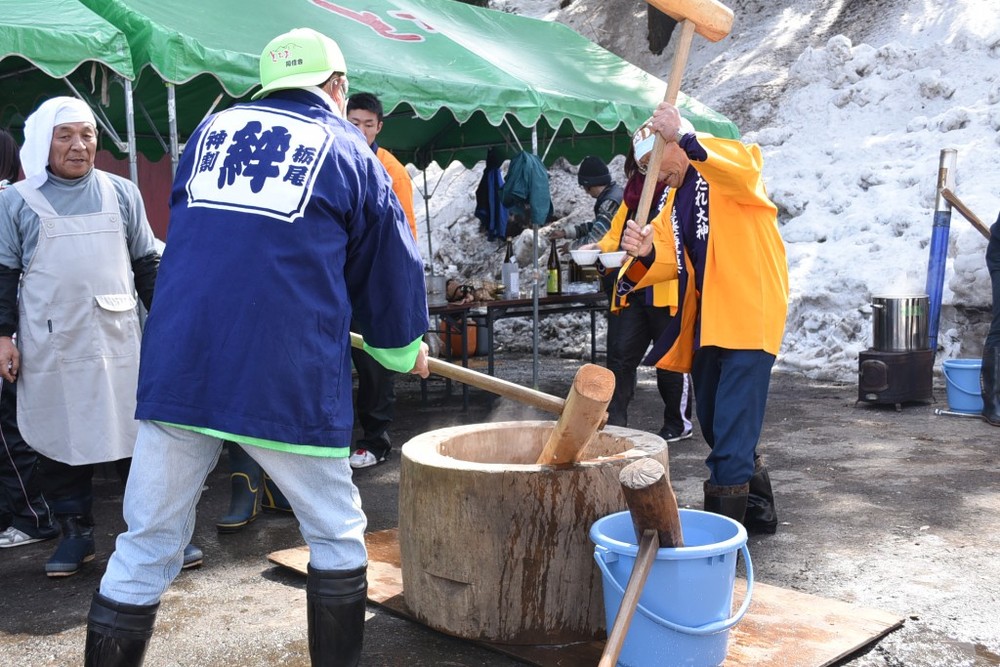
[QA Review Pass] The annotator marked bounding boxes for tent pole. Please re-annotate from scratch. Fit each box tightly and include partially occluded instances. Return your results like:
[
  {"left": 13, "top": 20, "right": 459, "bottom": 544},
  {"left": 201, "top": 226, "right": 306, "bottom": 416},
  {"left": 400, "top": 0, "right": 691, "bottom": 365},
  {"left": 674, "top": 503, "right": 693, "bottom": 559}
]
[
  {"left": 531, "top": 127, "right": 540, "bottom": 389},
  {"left": 168, "top": 83, "right": 179, "bottom": 176},
  {"left": 62, "top": 77, "right": 126, "bottom": 157},
  {"left": 124, "top": 79, "right": 138, "bottom": 185},
  {"left": 422, "top": 169, "right": 434, "bottom": 275}
]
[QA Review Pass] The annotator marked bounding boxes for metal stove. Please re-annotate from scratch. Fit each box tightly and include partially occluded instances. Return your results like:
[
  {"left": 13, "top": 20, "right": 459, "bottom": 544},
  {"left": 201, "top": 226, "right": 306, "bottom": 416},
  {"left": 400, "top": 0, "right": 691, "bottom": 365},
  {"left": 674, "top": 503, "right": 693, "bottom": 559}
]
[
  {"left": 858, "top": 348, "right": 935, "bottom": 409},
  {"left": 857, "top": 294, "right": 935, "bottom": 410}
]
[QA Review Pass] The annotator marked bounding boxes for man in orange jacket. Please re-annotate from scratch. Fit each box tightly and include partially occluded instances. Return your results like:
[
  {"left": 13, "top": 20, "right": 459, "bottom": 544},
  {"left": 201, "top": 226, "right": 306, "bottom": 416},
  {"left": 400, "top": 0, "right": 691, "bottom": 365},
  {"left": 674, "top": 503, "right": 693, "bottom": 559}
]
[
  {"left": 346, "top": 92, "right": 419, "bottom": 468},
  {"left": 619, "top": 101, "right": 788, "bottom": 534}
]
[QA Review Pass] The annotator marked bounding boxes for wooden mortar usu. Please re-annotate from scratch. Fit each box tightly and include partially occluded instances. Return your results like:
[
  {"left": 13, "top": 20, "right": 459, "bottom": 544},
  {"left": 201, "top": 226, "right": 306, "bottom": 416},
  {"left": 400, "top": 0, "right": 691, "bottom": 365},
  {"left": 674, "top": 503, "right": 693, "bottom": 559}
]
[{"left": 398, "top": 421, "right": 669, "bottom": 645}]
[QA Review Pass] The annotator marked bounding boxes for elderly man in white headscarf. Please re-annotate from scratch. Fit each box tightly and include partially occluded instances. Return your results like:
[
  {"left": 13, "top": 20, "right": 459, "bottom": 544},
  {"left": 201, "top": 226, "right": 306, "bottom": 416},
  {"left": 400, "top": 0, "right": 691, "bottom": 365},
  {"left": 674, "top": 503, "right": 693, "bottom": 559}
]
[{"left": 0, "top": 96, "right": 200, "bottom": 577}]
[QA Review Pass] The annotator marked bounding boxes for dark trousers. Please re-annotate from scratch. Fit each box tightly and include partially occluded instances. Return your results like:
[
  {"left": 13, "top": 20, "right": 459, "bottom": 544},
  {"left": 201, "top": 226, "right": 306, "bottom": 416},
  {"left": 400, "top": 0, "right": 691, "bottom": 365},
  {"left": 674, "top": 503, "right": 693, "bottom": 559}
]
[
  {"left": 349, "top": 322, "right": 396, "bottom": 453},
  {"left": 984, "top": 219, "right": 1000, "bottom": 349},
  {"left": 0, "top": 379, "right": 53, "bottom": 532},
  {"left": 692, "top": 346, "right": 775, "bottom": 486},
  {"left": 606, "top": 301, "right": 688, "bottom": 434},
  {"left": 38, "top": 455, "right": 130, "bottom": 516}
]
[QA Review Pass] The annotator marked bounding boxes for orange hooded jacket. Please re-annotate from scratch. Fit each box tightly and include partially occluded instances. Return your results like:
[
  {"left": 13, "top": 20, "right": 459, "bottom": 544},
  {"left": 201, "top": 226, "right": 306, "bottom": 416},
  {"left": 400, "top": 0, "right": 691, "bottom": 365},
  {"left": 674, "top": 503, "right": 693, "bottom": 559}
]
[{"left": 620, "top": 136, "right": 788, "bottom": 371}]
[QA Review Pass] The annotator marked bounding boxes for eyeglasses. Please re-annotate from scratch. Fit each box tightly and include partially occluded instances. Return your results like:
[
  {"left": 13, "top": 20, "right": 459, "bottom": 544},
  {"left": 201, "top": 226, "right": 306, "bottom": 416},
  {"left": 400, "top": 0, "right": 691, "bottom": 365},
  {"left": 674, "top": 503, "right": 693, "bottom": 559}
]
[{"left": 637, "top": 159, "right": 649, "bottom": 175}]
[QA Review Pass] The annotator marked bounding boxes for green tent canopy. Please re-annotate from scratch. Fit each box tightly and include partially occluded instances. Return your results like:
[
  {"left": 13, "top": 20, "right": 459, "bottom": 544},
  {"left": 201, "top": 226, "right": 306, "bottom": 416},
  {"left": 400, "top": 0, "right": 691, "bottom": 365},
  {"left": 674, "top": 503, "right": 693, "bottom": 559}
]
[
  {"left": 74, "top": 0, "right": 737, "bottom": 168},
  {"left": 0, "top": 0, "right": 135, "bottom": 150}
]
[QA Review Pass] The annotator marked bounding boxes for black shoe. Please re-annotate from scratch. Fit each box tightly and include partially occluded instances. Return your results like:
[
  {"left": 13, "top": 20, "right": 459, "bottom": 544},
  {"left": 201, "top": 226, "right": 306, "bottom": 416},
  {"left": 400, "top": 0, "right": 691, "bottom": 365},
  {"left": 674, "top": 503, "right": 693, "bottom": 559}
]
[
  {"left": 46, "top": 515, "right": 96, "bottom": 578},
  {"left": 657, "top": 428, "right": 693, "bottom": 443}
]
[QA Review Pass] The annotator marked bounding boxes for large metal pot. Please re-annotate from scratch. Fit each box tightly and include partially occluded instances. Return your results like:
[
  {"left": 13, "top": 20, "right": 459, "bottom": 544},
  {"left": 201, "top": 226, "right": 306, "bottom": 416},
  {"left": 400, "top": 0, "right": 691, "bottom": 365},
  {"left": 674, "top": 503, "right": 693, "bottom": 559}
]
[{"left": 871, "top": 294, "right": 929, "bottom": 351}]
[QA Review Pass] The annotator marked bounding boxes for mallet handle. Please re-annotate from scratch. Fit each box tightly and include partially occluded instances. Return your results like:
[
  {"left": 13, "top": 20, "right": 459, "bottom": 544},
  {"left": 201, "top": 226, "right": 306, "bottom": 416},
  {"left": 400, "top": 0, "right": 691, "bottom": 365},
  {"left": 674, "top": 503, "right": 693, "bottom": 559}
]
[
  {"left": 350, "top": 332, "right": 566, "bottom": 416},
  {"left": 598, "top": 529, "right": 659, "bottom": 667},
  {"left": 632, "top": 19, "right": 696, "bottom": 230}
]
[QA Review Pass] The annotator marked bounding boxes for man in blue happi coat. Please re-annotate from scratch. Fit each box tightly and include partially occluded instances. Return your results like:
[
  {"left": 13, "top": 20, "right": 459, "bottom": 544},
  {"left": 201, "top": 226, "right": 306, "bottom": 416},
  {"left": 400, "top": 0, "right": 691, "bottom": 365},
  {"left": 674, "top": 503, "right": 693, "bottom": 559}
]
[{"left": 85, "top": 28, "right": 429, "bottom": 667}]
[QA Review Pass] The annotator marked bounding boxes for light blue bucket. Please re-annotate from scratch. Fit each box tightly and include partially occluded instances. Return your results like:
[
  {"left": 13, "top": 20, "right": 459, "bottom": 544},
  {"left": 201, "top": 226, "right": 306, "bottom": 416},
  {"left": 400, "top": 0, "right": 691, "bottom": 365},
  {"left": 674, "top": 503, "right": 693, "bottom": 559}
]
[
  {"left": 942, "top": 358, "right": 983, "bottom": 414},
  {"left": 590, "top": 509, "right": 753, "bottom": 667}
]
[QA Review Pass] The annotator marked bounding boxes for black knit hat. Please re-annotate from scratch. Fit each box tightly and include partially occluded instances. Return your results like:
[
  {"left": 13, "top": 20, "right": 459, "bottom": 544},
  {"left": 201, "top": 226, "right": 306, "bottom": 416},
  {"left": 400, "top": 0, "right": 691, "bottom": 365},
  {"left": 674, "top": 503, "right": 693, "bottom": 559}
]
[{"left": 577, "top": 156, "right": 611, "bottom": 187}]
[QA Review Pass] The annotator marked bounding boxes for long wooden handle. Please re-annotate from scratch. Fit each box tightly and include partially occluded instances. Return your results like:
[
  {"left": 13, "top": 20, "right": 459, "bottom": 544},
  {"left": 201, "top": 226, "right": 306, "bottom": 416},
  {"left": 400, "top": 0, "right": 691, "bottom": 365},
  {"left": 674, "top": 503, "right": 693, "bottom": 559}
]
[
  {"left": 598, "top": 529, "right": 659, "bottom": 667},
  {"left": 632, "top": 19, "right": 696, "bottom": 231},
  {"left": 349, "top": 332, "right": 565, "bottom": 416},
  {"left": 940, "top": 187, "right": 991, "bottom": 240}
]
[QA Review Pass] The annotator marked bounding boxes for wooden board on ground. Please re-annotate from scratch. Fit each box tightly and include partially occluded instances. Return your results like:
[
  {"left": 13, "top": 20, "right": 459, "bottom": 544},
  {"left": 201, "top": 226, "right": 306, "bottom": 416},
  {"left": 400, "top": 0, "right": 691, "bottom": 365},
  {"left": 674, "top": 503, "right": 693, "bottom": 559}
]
[{"left": 267, "top": 529, "right": 903, "bottom": 667}]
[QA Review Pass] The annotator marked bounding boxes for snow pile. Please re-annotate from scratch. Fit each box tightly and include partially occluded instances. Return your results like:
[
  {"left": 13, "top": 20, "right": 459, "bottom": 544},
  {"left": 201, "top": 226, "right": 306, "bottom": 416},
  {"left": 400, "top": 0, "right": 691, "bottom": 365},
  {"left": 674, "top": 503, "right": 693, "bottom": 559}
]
[{"left": 412, "top": 0, "right": 1000, "bottom": 382}]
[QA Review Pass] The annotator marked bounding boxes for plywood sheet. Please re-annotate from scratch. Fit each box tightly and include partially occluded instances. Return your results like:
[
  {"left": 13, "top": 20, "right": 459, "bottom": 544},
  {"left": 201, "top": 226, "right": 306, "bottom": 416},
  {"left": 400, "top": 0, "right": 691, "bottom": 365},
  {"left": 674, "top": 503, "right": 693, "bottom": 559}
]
[{"left": 268, "top": 530, "right": 903, "bottom": 667}]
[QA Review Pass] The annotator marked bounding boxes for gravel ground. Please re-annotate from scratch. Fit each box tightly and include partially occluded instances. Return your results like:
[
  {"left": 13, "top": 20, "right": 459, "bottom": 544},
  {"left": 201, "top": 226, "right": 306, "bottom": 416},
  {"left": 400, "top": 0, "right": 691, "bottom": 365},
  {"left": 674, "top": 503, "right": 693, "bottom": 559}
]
[{"left": 2, "top": 349, "right": 999, "bottom": 666}]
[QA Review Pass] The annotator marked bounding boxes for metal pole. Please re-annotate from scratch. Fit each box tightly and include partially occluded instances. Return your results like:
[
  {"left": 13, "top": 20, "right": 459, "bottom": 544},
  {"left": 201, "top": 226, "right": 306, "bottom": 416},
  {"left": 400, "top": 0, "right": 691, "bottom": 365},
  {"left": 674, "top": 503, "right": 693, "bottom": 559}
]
[
  {"left": 168, "top": 83, "right": 179, "bottom": 176},
  {"left": 124, "top": 79, "right": 138, "bottom": 185},
  {"left": 422, "top": 169, "right": 434, "bottom": 274},
  {"left": 926, "top": 148, "right": 956, "bottom": 353},
  {"left": 531, "top": 127, "right": 540, "bottom": 388}
]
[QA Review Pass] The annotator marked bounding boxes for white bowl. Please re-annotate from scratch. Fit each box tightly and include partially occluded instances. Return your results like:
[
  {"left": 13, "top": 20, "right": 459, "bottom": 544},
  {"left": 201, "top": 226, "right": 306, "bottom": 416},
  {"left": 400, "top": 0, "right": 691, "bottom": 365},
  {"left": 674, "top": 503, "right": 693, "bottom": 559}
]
[
  {"left": 599, "top": 251, "right": 627, "bottom": 267},
  {"left": 569, "top": 248, "right": 600, "bottom": 266}
]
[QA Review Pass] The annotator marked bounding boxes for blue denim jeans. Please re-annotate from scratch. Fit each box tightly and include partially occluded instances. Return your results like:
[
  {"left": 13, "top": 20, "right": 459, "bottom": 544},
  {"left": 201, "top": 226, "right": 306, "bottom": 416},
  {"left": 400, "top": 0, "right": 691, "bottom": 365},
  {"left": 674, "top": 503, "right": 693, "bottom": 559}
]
[
  {"left": 692, "top": 347, "right": 776, "bottom": 486},
  {"left": 100, "top": 421, "right": 366, "bottom": 606}
]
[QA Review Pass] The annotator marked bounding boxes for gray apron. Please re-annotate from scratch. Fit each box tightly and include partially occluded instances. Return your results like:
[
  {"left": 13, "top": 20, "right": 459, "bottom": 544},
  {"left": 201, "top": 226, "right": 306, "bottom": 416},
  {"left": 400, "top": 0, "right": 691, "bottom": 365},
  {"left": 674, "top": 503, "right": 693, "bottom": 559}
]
[{"left": 13, "top": 173, "right": 141, "bottom": 465}]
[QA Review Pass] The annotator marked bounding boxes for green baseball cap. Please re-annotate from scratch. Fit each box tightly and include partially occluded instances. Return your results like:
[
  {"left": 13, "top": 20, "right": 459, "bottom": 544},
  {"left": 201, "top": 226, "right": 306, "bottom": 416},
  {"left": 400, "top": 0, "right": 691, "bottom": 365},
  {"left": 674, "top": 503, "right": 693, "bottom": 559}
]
[{"left": 251, "top": 28, "right": 347, "bottom": 101}]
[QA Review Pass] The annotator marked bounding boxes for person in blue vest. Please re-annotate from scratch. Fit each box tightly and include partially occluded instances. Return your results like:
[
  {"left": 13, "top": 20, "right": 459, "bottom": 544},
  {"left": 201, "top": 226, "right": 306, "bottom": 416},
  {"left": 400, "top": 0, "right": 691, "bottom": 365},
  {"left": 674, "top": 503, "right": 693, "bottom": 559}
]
[{"left": 85, "top": 28, "right": 429, "bottom": 666}]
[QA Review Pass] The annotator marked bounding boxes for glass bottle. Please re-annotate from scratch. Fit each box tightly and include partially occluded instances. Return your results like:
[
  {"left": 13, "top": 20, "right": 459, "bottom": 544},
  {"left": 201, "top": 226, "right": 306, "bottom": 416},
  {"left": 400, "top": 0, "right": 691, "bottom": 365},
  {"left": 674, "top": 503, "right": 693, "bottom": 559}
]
[
  {"left": 495, "top": 240, "right": 509, "bottom": 296},
  {"left": 501, "top": 238, "right": 518, "bottom": 297},
  {"left": 546, "top": 238, "right": 561, "bottom": 295}
]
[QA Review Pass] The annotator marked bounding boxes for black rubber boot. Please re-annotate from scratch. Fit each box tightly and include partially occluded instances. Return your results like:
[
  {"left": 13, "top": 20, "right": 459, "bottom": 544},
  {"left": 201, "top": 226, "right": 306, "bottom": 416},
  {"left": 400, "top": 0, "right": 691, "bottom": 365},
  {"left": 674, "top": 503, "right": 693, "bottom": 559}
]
[
  {"left": 981, "top": 346, "right": 1000, "bottom": 426},
  {"left": 45, "top": 513, "right": 96, "bottom": 577},
  {"left": 744, "top": 456, "right": 778, "bottom": 535},
  {"left": 85, "top": 591, "right": 159, "bottom": 667},
  {"left": 306, "top": 563, "right": 368, "bottom": 667},
  {"left": 216, "top": 444, "right": 262, "bottom": 533},
  {"left": 703, "top": 481, "right": 749, "bottom": 524},
  {"left": 261, "top": 474, "right": 293, "bottom": 514}
]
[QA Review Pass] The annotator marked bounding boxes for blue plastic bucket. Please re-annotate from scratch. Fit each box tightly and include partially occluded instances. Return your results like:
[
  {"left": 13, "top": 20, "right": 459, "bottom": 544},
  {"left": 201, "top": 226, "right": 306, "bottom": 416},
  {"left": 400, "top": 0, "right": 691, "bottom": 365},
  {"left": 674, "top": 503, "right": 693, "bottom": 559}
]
[
  {"left": 590, "top": 509, "right": 752, "bottom": 667},
  {"left": 942, "top": 358, "right": 983, "bottom": 414}
]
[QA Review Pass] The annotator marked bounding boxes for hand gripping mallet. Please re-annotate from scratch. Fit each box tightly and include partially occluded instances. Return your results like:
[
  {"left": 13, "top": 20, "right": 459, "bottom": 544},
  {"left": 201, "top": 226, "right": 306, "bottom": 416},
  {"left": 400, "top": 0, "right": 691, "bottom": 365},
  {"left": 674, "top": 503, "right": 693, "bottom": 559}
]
[
  {"left": 632, "top": 0, "right": 734, "bottom": 238},
  {"left": 349, "top": 333, "right": 614, "bottom": 465}
]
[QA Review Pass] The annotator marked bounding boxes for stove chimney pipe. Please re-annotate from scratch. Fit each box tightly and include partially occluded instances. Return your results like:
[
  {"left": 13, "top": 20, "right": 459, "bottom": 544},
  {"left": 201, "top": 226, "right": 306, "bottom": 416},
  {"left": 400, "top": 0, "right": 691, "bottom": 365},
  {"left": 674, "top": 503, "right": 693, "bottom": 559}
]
[{"left": 926, "top": 148, "right": 957, "bottom": 354}]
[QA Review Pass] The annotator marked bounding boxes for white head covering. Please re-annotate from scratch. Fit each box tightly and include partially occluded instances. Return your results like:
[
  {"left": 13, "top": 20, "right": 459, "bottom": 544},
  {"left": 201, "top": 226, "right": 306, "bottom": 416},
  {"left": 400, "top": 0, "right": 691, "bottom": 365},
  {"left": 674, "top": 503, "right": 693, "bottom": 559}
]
[{"left": 20, "top": 97, "right": 97, "bottom": 191}]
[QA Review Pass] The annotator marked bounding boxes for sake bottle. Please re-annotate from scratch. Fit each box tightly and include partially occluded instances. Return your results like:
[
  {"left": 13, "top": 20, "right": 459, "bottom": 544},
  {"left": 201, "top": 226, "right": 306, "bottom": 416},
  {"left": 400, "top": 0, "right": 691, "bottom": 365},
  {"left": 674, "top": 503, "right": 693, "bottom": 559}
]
[{"left": 546, "top": 238, "right": 561, "bottom": 295}]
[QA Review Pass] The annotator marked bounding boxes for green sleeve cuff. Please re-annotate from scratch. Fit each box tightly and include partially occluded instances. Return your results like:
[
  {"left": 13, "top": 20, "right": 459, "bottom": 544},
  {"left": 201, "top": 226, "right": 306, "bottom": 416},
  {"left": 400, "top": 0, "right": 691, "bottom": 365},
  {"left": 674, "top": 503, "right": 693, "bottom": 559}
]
[{"left": 363, "top": 337, "right": 423, "bottom": 373}]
